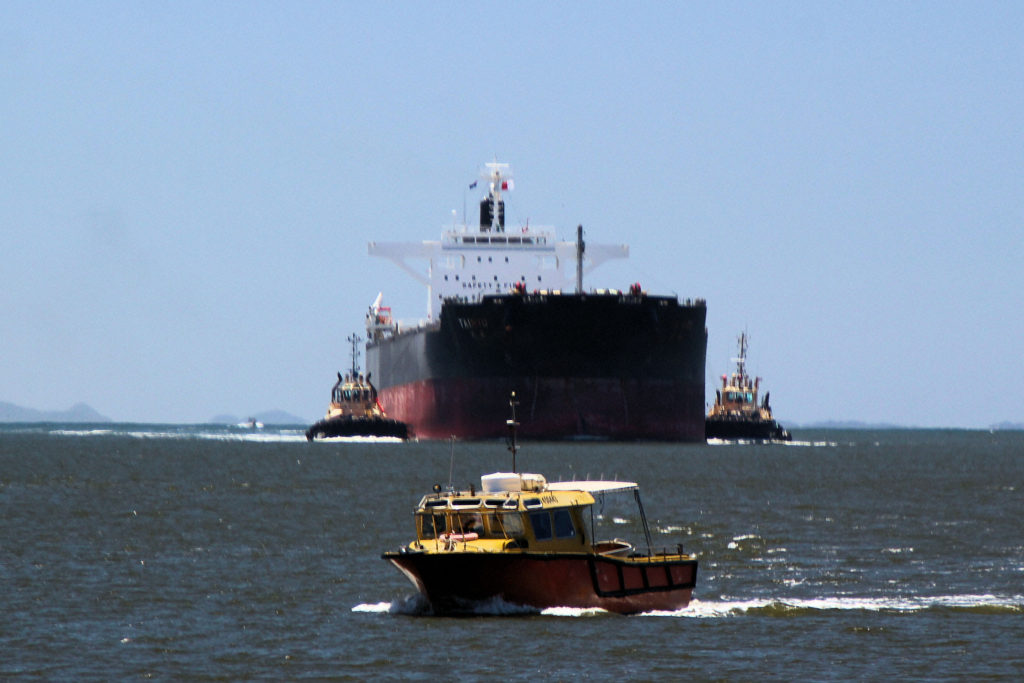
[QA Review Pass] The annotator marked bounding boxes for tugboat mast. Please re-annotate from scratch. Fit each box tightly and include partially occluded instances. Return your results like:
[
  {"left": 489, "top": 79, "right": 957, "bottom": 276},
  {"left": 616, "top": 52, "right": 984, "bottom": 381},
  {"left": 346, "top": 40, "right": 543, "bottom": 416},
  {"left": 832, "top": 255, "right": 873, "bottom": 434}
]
[
  {"left": 733, "top": 331, "right": 749, "bottom": 384},
  {"left": 346, "top": 333, "right": 363, "bottom": 378}
]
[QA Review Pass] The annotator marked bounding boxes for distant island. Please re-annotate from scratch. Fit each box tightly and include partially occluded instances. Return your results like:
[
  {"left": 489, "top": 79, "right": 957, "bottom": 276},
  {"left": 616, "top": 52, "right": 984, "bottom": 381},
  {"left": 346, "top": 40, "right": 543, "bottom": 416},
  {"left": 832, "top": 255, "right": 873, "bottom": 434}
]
[
  {"left": 1, "top": 400, "right": 306, "bottom": 425},
  {"left": 0, "top": 401, "right": 111, "bottom": 423}
]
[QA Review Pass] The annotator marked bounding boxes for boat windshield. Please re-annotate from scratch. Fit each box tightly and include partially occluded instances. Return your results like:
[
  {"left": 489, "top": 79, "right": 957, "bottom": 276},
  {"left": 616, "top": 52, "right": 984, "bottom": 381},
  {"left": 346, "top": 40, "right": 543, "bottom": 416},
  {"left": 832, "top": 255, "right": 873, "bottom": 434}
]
[{"left": 418, "top": 511, "right": 525, "bottom": 540}]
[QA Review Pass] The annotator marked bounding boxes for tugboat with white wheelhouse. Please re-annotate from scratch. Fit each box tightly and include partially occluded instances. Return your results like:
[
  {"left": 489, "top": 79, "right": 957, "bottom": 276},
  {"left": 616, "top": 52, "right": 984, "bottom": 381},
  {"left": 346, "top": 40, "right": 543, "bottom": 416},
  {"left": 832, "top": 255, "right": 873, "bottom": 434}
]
[
  {"left": 705, "top": 332, "right": 790, "bottom": 441},
  {"left": 382, "top": 394, "right": 698, "bottom": 614},
  {"left": 306, "top": 334, "right": 411, "bottom": 441}
]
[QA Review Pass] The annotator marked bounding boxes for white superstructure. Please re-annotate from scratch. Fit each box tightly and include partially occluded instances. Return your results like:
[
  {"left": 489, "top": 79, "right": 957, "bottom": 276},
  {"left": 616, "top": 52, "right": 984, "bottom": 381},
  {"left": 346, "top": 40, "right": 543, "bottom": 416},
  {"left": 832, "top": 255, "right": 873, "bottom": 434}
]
[{"left": 368, "top": 162, "right": 628, "bottom": 320}]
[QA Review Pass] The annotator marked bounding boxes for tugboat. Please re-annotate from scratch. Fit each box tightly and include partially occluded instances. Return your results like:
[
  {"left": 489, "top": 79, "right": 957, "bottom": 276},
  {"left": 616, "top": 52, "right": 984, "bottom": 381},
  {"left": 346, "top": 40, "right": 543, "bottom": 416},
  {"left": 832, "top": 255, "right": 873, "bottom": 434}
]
[
  {"left": 705, "top": 332, "right": 790, "bottom": 441},
  {"left": 305, "top": 334, "right": 411, "bottom": 441},
  {"left": 381, "top": 394, "right": 698, "bottom": 614}
]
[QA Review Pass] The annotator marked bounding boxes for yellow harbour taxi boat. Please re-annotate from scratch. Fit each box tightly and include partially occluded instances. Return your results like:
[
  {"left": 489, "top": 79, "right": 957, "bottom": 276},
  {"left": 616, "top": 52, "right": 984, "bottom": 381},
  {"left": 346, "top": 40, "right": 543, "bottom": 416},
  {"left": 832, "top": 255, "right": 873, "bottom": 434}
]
[{"left": 382, "top": 395, "right": 698, "bottom": 614}]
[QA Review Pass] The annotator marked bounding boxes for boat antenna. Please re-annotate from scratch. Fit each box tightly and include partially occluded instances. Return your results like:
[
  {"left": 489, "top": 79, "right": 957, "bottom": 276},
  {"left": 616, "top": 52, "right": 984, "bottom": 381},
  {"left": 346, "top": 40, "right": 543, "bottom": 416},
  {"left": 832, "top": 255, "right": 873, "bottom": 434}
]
[
  {"left": 634, "top": 488, "right": 655, "bottom": 557},
  {"left": 347, "top": 333, "right": 363, "bottom": 378},
  {"left": 575, "top": 224, "right": 585, "bottom": 294},
  {"left": 506, "top": 391, "right": 519, "bottom": 473},
  {"left": 448, "top": 435, "right": 456, "bottom": 490}
]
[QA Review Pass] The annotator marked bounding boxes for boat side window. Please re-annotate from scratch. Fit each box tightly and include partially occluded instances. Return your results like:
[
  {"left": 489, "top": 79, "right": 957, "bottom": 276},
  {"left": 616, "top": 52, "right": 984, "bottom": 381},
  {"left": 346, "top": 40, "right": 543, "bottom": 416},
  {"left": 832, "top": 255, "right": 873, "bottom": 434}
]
[
  {"left": 530, "top": 511, "right": 553, "bottom": 541},
  {"left": 419, "top": 513, "right": 446, "bottom": 539},
  {"left": 343, "top": 388, "right": 352, "bottom": 401},
  {"left": 493, "top": 512, "right": 525, "bottom": 539},
  {"left": 553, "top": 509, "right": 576, "bottom": 539}
]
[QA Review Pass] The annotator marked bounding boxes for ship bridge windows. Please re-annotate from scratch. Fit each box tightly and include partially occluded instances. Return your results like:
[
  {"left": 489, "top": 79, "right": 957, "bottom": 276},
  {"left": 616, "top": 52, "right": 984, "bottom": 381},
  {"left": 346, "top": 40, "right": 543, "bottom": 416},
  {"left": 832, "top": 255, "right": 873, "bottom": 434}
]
[{"left": 726, "top": 391, "right": 754, "bottom": 403}]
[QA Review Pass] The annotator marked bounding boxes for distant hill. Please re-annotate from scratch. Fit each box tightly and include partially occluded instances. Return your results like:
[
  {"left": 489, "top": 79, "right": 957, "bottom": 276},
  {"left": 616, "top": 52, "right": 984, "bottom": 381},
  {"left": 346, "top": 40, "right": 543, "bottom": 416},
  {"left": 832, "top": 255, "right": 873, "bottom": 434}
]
[
  {"left": 0, "top": 401, "right": 111, "bottom": 423},
  {"left": 990, "top": 421, "right": 1024, "bottom": 431},
  {"left": 208, "top": 410, "right": 308, "bottom": 425}
]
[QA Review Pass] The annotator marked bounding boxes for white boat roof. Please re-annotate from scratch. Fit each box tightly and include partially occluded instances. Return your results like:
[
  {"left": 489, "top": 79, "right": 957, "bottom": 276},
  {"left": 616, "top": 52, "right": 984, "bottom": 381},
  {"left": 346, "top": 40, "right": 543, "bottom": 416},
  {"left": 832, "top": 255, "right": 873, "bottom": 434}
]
[{"left": 546, "top": 480, "right": 638, "bottom": 493}]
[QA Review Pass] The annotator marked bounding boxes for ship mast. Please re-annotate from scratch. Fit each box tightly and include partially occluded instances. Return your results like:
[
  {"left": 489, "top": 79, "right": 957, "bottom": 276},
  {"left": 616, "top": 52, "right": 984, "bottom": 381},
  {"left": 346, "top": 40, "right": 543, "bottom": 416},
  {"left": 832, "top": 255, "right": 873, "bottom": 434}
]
[{"left": 481, "top": 161, "right": 511, "bottom": 233}]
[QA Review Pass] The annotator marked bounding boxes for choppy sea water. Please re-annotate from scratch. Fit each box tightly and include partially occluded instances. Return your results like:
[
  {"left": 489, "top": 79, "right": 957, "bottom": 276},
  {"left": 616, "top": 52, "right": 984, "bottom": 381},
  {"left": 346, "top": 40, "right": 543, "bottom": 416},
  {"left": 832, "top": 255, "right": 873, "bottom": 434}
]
[{"left": 1, "top": 424, "right": 1021, "bottom": 679}]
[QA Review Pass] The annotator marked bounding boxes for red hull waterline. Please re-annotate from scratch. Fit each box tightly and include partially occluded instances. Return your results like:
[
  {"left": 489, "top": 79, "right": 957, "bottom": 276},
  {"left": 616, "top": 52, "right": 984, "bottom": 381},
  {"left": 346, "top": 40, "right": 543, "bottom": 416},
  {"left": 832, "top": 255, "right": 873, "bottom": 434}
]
[
  {"left": 385, "top": 551, "right": 698, "bottom": 615},
  {"left": 379, "top": 377, "right": 705, "bottom": 441}
]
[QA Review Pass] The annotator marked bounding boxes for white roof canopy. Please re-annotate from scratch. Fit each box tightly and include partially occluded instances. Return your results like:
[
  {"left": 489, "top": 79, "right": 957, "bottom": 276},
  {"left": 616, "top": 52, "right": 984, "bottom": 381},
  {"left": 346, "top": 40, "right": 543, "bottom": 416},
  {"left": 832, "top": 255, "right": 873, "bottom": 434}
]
[{"left": 546, "top": 480, "right": 638, "bottom": 494}]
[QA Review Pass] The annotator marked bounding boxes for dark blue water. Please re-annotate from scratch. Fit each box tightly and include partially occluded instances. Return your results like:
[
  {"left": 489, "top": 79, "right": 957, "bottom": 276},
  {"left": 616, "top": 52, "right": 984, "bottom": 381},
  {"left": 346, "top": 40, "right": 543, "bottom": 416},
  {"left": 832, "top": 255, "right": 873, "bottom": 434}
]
[{"left": 1, "top": 425, "right": 1021, "bottom": 679}]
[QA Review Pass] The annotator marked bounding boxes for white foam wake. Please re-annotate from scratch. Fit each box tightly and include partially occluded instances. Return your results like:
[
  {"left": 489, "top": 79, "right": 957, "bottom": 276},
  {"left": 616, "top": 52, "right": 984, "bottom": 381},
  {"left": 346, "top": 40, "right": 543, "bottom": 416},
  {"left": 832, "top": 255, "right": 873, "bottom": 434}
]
[
  {"left": 641, "top": 594, "right": 1024, "bottom": 617},
  {"left": 354, "top": 593, "right": 1024, "bottom": 618}
]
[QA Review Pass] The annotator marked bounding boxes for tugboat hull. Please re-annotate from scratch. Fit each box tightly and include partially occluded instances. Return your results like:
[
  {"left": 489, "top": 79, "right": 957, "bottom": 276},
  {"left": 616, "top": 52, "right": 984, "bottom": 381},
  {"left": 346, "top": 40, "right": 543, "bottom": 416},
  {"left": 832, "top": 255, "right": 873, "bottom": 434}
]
[
  {"left": 384, "top": 550, "right": 697, "bottom": 615},
  {"left": 305, "top": 416, "right": 410, "bottom": 441},
  {"left": 705, "top": 417, "right": 790, "bottom": 441}
]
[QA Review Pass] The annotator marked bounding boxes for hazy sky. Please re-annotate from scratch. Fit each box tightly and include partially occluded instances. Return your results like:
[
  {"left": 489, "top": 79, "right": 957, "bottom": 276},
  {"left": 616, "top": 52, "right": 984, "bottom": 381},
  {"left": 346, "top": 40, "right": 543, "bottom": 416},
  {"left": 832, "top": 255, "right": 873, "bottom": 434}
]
[{"left": 2, "top": 3, "right": 1021, "bottom": 427}]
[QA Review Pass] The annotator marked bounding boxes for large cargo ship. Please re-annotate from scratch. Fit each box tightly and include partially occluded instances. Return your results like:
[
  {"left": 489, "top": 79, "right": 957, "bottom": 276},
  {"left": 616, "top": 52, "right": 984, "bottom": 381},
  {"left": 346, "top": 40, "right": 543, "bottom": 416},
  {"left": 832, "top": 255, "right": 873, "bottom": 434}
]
[{"left": 365, "top": 162, "right": 706, "bottom": 441}]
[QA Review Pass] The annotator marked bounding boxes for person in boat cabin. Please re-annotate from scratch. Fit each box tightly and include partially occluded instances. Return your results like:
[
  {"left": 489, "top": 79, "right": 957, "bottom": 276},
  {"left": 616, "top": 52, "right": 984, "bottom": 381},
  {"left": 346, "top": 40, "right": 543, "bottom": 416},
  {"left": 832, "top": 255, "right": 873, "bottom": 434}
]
[{"left": 460, "top": 513, "right": 483, "bottom": 535}]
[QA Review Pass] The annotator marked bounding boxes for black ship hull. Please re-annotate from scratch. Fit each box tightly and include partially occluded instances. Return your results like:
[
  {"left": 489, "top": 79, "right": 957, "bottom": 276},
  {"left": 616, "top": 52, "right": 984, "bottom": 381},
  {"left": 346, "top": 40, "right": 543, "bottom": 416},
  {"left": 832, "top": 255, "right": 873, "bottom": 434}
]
[
  {"left": 705, "top": 416, "right": 790, "bottom": 442},
  {"left": 305, "top": 415, "right": 410, "bottom": 441},
  {"left": 366, "top": 292, "right": 707, "bottom": 441}
]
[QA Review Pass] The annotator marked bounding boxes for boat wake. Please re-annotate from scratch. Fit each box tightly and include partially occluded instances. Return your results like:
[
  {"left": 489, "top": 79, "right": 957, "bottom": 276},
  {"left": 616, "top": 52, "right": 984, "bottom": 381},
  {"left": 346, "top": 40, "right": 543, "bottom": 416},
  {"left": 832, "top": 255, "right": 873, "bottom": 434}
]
[
  {"left": 706, "top": 437, "right": 837, "bottom": 447},
  {"left": 352, "top": 594, "right": 540, "bottom": 617},
  {"left": 647, "top": 594, "right": 1024, "bottom": 617},
  {"left": 45, "top": 427, "right": 308, "bottom": 443},
  {"left": 354, "top": 593, "right": 1023, "bottom": 618}
]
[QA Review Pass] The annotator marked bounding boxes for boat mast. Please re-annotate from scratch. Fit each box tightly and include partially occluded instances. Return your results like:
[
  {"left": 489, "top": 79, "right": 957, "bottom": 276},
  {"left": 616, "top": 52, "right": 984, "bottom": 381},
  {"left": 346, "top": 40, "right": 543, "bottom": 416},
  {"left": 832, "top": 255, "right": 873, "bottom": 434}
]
[
  {"left": 347, "top": 333, "right": 363, "bottom": 378},
  {"left": 575, "top": 224, "right": 585, "bottom": 294},
  {"left": 733, "top": 332, "right": 749, "bottom": 384},
  {"left": 506, "top": 391, "right": 519, "bottom": 473}
]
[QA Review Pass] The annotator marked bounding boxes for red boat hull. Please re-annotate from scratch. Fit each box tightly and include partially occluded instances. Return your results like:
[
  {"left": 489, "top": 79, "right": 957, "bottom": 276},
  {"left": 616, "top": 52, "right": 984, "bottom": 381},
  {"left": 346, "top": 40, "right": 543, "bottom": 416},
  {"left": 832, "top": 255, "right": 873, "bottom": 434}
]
[
  {"left": 384, "top": 551, "right": 698, "bottom": 615},
  {"left": 380, "top": 377, "right": 704, "bottom": 441}
]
